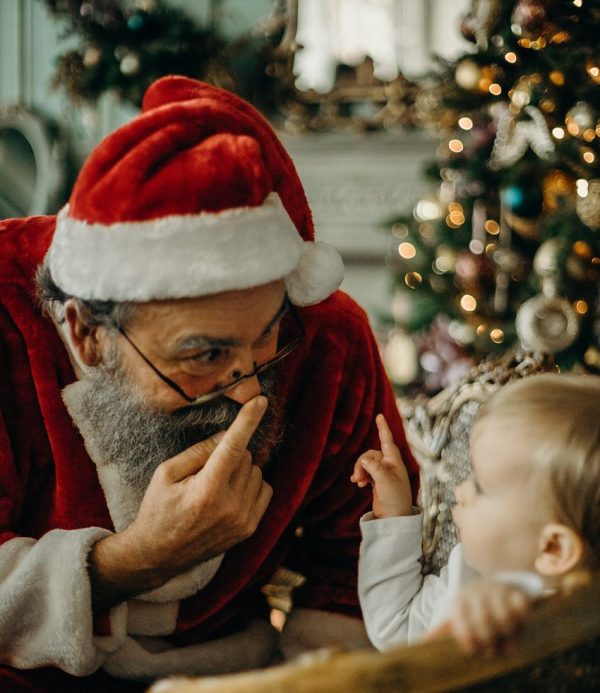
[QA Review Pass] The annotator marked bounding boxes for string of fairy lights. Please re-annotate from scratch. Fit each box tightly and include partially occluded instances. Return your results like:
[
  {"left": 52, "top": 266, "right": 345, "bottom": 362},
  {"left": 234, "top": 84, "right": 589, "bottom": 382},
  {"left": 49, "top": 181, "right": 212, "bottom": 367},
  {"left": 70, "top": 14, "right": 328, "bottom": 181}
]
[{"left": 383, "top": 0, "right": 599, "bottom": 393}]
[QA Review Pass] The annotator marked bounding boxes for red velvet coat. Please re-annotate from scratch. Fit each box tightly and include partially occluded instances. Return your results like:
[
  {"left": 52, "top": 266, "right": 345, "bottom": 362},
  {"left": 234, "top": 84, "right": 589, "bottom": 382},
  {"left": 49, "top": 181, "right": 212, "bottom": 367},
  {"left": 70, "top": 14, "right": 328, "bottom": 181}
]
[{"left": 0, "top": 214, "right": 418, "bottom": 650}]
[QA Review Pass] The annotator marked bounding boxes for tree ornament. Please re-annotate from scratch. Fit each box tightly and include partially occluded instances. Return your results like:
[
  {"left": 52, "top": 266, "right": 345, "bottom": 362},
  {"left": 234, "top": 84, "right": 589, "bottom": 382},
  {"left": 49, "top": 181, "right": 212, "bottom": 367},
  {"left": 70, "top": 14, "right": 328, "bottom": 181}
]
[
  {"left": 494, "top": 247, "right": 527, "bottom": 278},
  {"left": 461, "top": 0, "right": 502, "bottom": 50},
  {"left": 126, "top": 11, "right": 147, "bottom": 31},
  {"left": 501, "top": 179, "right": 543, "bottom": 239},
  {"left": 533, "top": 237, "right": 564, "bottom": 277},
  {"left": 576, "top": 179, "right": 600, "bottom": 230},
  {"left": 82, "top": 46, "right": 102, "bottom": 68},
  {"left": 584, "top": 346, "right": 600, "bottom": 370},
  {"left": 120, "top": 52, "right": 141, "bottom": 76},
  {"left": 460, "top": 14, "right": 477, "bottom": 43},
  {"left": 46, "top": 0, "right": 226, "bottom": 107},
  {"left": 516, "top": 294, "right": 580, "bottom": 353},
  {"left": 565, "top": 101, "right": 595, "bottom": 136},
  {"left": 454, "top": 251, "right": 488, "bottom": 290},
  {"left": 455, "top": 59, "right": 482, "bottom": 91},
  {"left": 490, "top": 105, "right": 554, "bottom": 169},
  {"left": 543, "top": 169, "right": 576, "bottom": 211},
  {"left": 383, "top": 330, "right": 419, "bottom": 385},
  {"left": 511, "top": 0, "right": 551, "bottom": 39}
]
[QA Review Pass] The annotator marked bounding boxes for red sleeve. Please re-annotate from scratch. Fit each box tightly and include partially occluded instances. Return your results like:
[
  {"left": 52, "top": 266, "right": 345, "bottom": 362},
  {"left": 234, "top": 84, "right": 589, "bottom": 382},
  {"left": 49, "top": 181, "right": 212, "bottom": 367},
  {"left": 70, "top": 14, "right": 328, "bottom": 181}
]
[{"left": 284, "top": 295, "right": 419, "bottom": 617}]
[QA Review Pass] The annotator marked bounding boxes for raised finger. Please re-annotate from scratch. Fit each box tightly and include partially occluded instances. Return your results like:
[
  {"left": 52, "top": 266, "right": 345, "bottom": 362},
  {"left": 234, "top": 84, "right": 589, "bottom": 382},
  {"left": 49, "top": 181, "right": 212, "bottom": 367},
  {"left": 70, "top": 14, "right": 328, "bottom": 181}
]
[
  {"left": 375, "top": 414, "right": 402, "bottom": 465},
  {"left": 203, "top": 396, "right": 267, "bottom": 483}
]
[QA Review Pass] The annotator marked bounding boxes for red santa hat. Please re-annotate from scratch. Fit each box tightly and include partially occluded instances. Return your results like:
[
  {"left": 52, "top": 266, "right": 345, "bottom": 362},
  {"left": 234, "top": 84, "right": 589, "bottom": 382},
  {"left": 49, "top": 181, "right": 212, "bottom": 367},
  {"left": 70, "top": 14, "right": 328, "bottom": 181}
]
[{"left": 47, "top": 76, "right": 343, "bottom": 306}]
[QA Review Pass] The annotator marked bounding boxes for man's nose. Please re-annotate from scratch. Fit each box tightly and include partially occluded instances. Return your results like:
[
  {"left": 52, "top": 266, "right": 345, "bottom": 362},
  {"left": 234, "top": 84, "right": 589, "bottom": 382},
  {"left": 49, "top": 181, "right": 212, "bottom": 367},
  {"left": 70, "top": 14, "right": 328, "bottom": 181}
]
[
  {"left": 224, "top": 351, "right": 262, "bottom": 404},
  {"left": 225, "top": 374, "right": 262, "bottom": 404}
]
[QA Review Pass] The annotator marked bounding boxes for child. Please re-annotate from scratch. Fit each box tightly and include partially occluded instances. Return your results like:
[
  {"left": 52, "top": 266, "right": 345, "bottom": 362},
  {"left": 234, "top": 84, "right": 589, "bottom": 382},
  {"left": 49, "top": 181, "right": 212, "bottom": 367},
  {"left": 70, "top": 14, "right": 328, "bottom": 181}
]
[{"left": 351, "top": 373, "right": 600, "bottom": 655}]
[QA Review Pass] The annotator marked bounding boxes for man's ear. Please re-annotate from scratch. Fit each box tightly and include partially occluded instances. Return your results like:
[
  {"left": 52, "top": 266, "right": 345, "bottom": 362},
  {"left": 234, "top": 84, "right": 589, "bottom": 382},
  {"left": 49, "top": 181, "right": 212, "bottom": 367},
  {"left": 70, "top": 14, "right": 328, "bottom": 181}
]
[
  {"left": 535, "top": 522, "right": 584, "bottom": 577},
  {"left": 63, "top": 299, "right": 102, "bottom": 367}
]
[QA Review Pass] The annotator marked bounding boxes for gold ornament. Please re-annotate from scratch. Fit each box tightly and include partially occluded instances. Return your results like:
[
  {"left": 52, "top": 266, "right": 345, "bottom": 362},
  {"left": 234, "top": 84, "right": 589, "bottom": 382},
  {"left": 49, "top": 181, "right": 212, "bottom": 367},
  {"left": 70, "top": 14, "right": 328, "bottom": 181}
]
[
  {"left": 383, "top": 330, "right": 419, "bottom": 385},
  {"left": 543, "top": 170, "right": 576, "bottom": 211},
  {"left": 576, "top": 178, "right": 600, "bottom": 230},
  {"left": 83, "top": 46, "right": 102, "bottom": 67},
  {"left": 455, "top": 59, "right": 481, "bottom": 91},
  {"left": 584, "top": 346, "right": 600, "bottom": 369}
]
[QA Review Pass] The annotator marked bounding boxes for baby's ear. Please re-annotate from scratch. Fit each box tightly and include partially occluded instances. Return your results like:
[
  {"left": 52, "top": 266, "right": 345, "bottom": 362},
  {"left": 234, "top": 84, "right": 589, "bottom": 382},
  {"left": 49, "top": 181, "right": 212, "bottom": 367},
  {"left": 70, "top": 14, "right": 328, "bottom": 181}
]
[{"left": 534, "top": 523, "right": 584, "bottom": 576}]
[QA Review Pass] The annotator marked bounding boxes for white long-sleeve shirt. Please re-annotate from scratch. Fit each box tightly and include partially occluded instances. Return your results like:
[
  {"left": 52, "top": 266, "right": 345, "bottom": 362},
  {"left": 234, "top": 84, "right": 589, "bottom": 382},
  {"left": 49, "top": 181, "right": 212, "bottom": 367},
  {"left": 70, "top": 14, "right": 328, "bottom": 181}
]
[{"left": 358, "top": 511, "right": 544, "bottom": 651}]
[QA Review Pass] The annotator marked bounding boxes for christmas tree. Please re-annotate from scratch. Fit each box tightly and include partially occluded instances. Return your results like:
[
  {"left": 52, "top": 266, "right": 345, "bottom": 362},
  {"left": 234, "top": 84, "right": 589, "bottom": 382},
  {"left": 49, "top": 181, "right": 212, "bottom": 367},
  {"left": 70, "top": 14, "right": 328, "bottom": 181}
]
[{"left": 382, "top": 0, "right": 600, "bottom": 395}]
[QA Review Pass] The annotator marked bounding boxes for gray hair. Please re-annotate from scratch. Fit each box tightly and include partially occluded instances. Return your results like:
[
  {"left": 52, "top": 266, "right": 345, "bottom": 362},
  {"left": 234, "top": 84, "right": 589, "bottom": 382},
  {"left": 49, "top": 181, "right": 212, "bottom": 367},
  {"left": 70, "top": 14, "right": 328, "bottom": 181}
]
[{"left": 36, "top": 260, "right": 137, "bottom": 329}]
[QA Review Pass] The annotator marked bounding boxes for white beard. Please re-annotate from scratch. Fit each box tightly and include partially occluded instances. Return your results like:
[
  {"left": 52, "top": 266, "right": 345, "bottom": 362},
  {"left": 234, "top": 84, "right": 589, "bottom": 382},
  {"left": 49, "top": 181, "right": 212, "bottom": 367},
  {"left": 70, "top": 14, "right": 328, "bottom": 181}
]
[{"left": 63, "top": 356, "right": 282, "bottom": 501}]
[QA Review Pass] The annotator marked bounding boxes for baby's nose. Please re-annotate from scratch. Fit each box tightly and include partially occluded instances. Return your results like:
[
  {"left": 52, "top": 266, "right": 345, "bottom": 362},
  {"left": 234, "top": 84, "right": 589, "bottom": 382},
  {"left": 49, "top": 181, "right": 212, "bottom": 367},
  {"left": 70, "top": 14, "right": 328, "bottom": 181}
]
[{"left": 454, "top": 481, "right": 466, "bottom": 504}]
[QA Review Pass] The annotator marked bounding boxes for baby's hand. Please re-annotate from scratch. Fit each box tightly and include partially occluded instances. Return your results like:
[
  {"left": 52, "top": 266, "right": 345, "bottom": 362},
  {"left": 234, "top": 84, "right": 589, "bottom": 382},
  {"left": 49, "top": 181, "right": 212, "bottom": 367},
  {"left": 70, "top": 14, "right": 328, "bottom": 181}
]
[
  {"left": 350, "top": 414, "right": 413, "bottom": 518},
  {"left": 449, "top": 581, "right": 532, "bottom": 656}
]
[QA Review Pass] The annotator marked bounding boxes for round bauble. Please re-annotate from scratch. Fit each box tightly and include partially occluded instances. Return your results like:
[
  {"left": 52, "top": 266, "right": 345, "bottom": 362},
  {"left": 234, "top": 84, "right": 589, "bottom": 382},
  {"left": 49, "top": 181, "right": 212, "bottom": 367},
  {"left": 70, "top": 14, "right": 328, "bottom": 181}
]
[
  {"left": 501, "top": 181, "right": 543, "bottom": 239},
  {"left": 533, "top": 237, "right": 564, "bottom": 277},
  {"left": 511, "top": 0, "right": 550, "bottom": 39},
  {"left": 566, "top": 101, "right": 595, "bottom": 133},
  {"left": 516, "top": 294, "right": 579, "bottom": 353},
  {"left": 460, "top": 13, "right": 477, "bottom": 42},
  {"left": 454, "top": 251, "right": 487, "bottom": 289},
  {"left": 82, "top": 46, "right": 102, "bottom": 67},
  {"left": 455, "top": 59, "right": 481, "bottom": 91},
  {"left": 576, "top": 179, "right": 600, "bottom": 230},
  {"left": 501, "top": 182, "right": 543, "bottom": 218},
  {"left": 543, "top": 169, "right": 576, "bottom": 211},
  {"left": 120, "top": 52, "right": 140, "bottom": 76},
  {"left": 383, "top": 330, "right": 419, "bottom": 385}
]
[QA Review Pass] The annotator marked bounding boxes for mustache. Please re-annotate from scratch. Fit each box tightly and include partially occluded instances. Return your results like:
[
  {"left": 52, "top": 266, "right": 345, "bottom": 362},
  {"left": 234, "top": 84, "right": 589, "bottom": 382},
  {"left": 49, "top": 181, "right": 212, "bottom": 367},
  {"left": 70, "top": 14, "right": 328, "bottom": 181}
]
[{"left": 169, "top": 367, "right": 283, "bottom": 458}]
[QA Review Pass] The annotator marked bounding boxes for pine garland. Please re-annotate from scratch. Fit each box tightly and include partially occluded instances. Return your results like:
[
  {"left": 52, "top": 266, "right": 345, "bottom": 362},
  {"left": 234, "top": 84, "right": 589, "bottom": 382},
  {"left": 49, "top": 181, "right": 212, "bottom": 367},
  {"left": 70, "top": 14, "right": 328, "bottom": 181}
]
[{"left": 45, "top": 0, "right": 226, "bottom": 106}]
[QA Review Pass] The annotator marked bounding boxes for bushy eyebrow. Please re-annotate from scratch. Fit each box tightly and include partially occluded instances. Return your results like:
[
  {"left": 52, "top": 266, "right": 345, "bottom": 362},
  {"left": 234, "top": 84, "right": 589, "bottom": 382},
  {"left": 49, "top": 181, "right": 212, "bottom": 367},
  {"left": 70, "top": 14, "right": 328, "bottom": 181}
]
[{"left": 172, "top": 296, "right": 289, "bottom": 353}]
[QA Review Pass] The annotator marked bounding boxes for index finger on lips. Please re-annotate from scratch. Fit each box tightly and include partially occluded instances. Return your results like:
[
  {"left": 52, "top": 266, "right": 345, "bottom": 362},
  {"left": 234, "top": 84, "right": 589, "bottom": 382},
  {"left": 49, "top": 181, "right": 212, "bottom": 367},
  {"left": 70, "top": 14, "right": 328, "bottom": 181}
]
[{"left": 202, "top": 396, "right": 267, "bottom": 482}]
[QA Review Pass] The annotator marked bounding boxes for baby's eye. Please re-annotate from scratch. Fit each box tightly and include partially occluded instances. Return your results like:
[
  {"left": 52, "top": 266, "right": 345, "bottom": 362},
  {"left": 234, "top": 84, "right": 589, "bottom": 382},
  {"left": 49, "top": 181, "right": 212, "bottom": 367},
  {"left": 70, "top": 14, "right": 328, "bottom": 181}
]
[{"left": 472, "top": 477, "right": 484, "bottom": 494}]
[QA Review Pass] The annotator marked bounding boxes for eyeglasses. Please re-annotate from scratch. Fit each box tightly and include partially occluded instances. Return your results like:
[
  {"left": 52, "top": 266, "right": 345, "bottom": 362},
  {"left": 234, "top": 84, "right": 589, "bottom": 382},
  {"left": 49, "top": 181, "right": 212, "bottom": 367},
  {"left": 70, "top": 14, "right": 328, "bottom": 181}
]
[{"left": 115, "top": 300, "right": 305, "bottom": 406}]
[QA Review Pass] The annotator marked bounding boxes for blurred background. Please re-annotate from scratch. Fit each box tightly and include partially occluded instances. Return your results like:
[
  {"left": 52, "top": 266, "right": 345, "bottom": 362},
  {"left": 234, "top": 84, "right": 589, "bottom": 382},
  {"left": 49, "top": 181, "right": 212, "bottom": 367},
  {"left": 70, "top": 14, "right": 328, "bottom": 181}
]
[{"left": 1, "top": 0, "right": 598, "bottom": 394}]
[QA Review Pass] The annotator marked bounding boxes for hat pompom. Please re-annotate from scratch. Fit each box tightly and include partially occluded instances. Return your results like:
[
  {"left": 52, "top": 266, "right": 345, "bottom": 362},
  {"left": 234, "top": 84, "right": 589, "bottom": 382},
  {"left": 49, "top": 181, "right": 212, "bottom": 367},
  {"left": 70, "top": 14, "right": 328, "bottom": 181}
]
[{"left": 285, "top": 241, "right": 344, "bottom": 306}]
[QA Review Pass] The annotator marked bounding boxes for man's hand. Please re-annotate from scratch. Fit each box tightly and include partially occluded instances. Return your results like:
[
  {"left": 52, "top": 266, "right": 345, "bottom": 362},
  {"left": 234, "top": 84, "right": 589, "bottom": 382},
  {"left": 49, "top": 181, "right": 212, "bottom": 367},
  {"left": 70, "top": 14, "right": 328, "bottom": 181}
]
[
  {"left": 447, "top": 581, "right": 532, "bottom": 656},
  {"left": 350, "top": 414, "right": 413, "bottom": 518},
  {"left": 89, "top": 396, "right": 273, "bottom": 611}
]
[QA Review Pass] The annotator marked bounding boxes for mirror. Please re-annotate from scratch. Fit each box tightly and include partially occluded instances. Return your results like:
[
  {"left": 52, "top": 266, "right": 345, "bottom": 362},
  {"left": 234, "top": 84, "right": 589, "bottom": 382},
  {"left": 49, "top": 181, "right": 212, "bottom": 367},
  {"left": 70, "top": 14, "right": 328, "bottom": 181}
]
[
  {"left": 0, "top": 106, "right": 68, "bottom": 219},
  {"left": 266, "top": 0, "right": 471, "bottom": 132},
  {"left": 269, "top": 0, "right": 423, "bottom": 132}
]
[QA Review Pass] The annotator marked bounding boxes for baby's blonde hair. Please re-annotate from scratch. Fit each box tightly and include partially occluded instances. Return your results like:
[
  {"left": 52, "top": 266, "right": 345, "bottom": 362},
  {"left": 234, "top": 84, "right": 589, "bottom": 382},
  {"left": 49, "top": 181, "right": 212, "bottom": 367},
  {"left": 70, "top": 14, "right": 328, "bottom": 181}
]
[{"left": 474, "top": 373, "right": 600, "bottom": 567}]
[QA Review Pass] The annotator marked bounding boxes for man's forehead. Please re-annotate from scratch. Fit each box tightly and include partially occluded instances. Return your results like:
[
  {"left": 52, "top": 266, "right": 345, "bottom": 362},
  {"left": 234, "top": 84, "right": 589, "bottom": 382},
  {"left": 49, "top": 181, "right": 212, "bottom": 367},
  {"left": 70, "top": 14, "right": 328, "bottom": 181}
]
[{"left": 128, "top": 281, "right": 287, "bottom": 340}]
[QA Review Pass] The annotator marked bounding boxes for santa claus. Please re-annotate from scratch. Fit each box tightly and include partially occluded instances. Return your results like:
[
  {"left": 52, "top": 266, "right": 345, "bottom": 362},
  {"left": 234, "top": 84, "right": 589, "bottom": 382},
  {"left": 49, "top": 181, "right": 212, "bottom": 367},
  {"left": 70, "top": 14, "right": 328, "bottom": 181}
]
[{"left": 0, "top": 76, "right": 418, "bottom": 691}]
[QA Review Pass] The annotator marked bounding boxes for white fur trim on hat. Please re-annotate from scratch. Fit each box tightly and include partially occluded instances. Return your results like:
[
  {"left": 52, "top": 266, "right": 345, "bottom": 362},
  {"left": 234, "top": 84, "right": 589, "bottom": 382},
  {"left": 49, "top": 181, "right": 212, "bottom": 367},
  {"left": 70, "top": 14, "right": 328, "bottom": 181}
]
[{"left": 48, "top": 193, "right": 343, "bottom": 304}]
